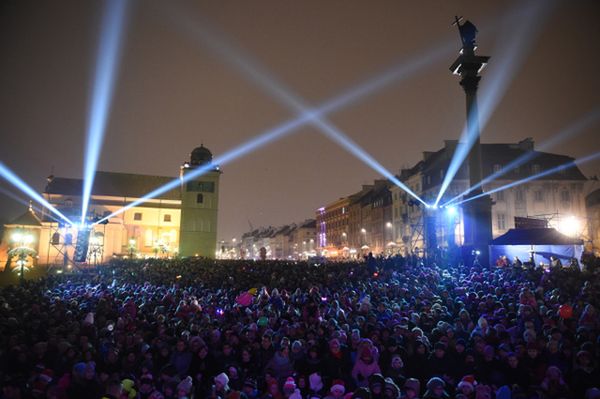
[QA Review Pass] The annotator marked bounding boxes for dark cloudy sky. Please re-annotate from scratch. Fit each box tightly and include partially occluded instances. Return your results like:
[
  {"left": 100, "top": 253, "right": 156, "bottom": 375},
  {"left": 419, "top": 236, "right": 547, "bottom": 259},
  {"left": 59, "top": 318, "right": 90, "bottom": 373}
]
[{"left": 1, "top": 0, "right": 599, "bottom": 241}]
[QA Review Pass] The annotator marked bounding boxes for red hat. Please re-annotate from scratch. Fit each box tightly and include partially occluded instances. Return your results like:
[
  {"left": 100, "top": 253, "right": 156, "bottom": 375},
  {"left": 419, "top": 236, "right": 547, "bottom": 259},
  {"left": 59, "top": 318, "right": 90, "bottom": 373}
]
[
  {"left": 331, "top": 380, "right": 345, "bottom": 394},
  {"left": 283, "top": 377, "right": 296, "bottom": 392}
]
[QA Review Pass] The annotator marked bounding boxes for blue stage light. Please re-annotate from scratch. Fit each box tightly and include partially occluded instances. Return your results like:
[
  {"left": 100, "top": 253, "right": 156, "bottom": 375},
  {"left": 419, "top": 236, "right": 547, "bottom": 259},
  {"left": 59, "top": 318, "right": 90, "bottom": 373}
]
[
  {"left": 434, "top": 0, "right": 555, "bottom": 207},
  {"left": 80, "top": 0, "right": 131, "bottom": 224},
  {"left": 445, "top": 205, "right": 458, "bottom": 216},
  {"left": 0, "top": 162, "right": 74, "bottom": 225},
  {"left": 457, "top": 151, "right": 600, "bottom": 206}
]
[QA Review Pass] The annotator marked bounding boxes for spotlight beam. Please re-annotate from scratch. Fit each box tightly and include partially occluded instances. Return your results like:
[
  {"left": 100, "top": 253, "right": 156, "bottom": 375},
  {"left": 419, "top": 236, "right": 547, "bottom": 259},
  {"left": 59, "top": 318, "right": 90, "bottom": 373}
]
[
  {"left": 434, "top": 0, "right": 556, "bottom": 206},
  {"left": 94, "top": 115, "right": 312, "bottom": 224},
  {"left": 456, "top": 151, "right": 600, "bottom": 206},
  {"left": 97, "top": 5, "right": 522, "bottom": 223},
  {"left": 442, "top": 106, "right": 600, "bottom": 207},
  {"left": 167, "top": 5, "right": 431, "bottom": 204},
  {"left": 0, "top": 186, "right": 63, "bottom": 224},
  {"left": 80, "top": 0, "right": 130, "bottom": 224},
  {"left": 0, "top": 162, "right": 74, "bottom": 225}
]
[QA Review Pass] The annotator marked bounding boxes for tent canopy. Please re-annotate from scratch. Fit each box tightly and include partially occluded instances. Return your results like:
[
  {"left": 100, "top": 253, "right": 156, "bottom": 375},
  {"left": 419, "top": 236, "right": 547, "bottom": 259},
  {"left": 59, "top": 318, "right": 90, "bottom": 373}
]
[
  {"left": 489, "top": 228, "right": 583, "bottom": 266},
  {"left": 490, "top": 228, "right": 583, "bottom": 246}
]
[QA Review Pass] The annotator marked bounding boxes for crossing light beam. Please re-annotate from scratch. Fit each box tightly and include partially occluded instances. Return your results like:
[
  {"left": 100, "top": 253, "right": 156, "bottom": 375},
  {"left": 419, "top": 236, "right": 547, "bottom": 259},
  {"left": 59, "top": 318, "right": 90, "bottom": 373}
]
[{"left": 80, "top": 0, "right": 130, "bottom": 224}]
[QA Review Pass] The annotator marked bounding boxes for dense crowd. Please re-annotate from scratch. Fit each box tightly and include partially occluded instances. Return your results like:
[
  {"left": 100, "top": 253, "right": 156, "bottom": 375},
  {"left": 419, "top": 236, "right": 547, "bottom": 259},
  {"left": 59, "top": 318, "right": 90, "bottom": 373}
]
[{"left": 1, "top": 255, "right": 600, "bottom": 399}]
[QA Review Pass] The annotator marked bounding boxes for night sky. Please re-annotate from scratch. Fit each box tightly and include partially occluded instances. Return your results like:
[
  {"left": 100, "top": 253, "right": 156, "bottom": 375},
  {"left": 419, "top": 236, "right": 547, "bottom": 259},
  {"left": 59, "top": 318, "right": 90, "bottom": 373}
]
[{"left": 1, "top": 0, "right": 599, "bottom": 241}]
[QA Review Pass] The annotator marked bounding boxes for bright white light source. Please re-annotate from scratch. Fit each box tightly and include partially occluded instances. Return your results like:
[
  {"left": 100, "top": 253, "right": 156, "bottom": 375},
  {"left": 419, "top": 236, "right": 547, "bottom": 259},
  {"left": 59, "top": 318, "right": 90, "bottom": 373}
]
[{"left": 558, "top": 216, "right": 581, "bottom": 237}]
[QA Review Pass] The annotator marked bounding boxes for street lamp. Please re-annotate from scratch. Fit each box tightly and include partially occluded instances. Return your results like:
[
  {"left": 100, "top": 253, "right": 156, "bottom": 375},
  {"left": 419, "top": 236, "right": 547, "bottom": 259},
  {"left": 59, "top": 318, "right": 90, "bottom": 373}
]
[{"left": 9, "top": 230, "right": 36, "bottom": 285}]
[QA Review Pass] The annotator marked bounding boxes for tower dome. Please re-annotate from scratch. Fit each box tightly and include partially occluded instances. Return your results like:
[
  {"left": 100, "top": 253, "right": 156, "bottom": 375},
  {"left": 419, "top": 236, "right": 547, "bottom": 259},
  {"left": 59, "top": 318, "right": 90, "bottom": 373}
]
[{"left": 190, "top": 144, "right": 213, "bottom": 166}]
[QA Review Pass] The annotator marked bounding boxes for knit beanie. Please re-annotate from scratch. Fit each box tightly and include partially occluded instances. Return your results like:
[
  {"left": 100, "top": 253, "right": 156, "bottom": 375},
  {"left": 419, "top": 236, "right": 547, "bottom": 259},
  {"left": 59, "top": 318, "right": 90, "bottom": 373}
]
[
  {"left": 330, "top": 379, "right": 345, "bottom": 395},
  {"left": 284, "top": 377, "right": 297, "bottom": 392},
  {"left": 178, "top": 376, "right": 193, "bottom": 395},
  {"left": 215, "top": 372, "right": 230, "bottom": 388},
  {"left": 309, "top": 373, "right": 323, "bottom": 392}
]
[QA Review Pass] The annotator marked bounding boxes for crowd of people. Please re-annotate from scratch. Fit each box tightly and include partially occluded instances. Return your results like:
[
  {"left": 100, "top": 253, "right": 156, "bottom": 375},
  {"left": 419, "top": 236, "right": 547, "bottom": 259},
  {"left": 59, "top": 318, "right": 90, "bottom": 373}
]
[{"left": 1, "top": 255, "right": 600, "bottom": 399}]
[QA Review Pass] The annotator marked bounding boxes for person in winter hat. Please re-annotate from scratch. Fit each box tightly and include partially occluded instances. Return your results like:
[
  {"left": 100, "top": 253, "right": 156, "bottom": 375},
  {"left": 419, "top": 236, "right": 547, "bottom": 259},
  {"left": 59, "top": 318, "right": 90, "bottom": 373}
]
[
  {"left": 289, "top": 389, "right": 303, "bottom": 399},
  {"left": 403, "top": 378, "right": 421, "bottom": 399},
  {"left": 456, "top": 375, "right": 476, "bottom": 397},
  {"left": 309, "top": 373, "right": 325, "bottom": 396},
  {"left": 327, "top": 379, "right": 346, "bottom": 399},
  {"left": 242, "top": 378, "right": 259, "bottom": 399},
  {"left": 178, "top": 376, "right": 193, "bottom": 398},
  {"left": 423, "top": 377, "right": 448, "bottom": 399},
  {"left": 383, "top": 378, "right": 400, "bottom": 399},
  {"left": 368, "top": 374, "right": 385, "bottom": 399},
  {"left": 352, "top": 346, "right": 381, "bottom": 388},
  {"left": 213, "top": 372, "right": 231, "bottom": 399},
  {"left": 283, "top": 377, "right": 297, "bottom": 398}
]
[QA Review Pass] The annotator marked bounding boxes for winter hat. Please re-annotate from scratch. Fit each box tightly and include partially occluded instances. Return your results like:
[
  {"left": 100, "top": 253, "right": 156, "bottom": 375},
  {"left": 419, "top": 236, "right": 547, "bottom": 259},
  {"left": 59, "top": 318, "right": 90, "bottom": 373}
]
[
  {"left": 384, "top": 378, "right": 400, "bottom": 398},
  {"left": 289, "top": 389, "right": 303, "bottom": 399},
  {"left": 215, "top": 372, "right": 230, "bottom": 388},
  {"left": 426, "top": 377, "right": 445, "bottom": 390},
  {"left": 457, "top": 374, "right": 477, "bottom": 392},
  {"left": 404, "top": 378, "right": 420, "bottom": 394},
  {"left": 284, "top": 377, "right": 297, "bottom": 392},
  {"left": 178, "top": 376, "right": 193, "bottom": 394},
  {"left": 457, "top": 378, "right": 474, "bottom": 393},
  {"left": 309, "top": 373, "right": 323, "bottom": 392},
  {"left": 369, "top": 373, "right": 385, "bottom": 387},
  {"left": 330, "top": 380, "right": 345, "bottom": 395}
]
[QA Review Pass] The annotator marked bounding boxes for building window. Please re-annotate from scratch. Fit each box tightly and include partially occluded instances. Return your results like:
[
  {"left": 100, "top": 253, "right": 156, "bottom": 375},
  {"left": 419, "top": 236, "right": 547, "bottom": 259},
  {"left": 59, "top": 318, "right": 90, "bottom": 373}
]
[
  {"left": 196, "top": 193, "right": 204, "bottom": 204},
  {"left": 163, "top": 214, "right": 172, "bottom": 222},
  {"left": 532, "top": 164, "right": 541, "bottom": 174},
  {"left": 561, "top": 191, "right": 570, "bottom": 202},
  {"left": 64, "top": 199, "right": 73, "bottom": 208},
  {"left": 496, "top": 191, "right": 505, "bottom": 201},
  {"left": 186, "top": 181, "right": 215, "bottom": 192},
  {"left": 493, "top": 164, "right": 502, "bottom": 174},
  {"left": 497, "top": 213, "right": 506, "bottom": 230},
  {"left": 515, "top": 189, "right": 524, "bottom": 202},
  {"left": 534, "top": 190, "right": 544, "bottom": 202},
  {"left": 134, "top": 212, "right": 142, "bottom": 221}
]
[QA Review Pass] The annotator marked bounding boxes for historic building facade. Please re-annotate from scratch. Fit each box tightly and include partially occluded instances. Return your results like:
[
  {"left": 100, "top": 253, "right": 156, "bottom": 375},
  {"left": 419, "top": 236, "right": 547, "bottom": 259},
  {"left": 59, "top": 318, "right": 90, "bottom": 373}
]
[
  {"left": 2, "top": 145, "right": 221, "bottom": 268},
  {"left": 240, "top": 219, "right": 316, "bottom": 260},
  {"left": 390, "top": 139, "right": 588, "bottom": 256}
]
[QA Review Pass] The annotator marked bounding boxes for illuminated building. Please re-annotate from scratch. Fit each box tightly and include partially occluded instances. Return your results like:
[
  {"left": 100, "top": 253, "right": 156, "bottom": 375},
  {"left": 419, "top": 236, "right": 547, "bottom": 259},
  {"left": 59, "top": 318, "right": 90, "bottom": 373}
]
[
  {"left": 14, "top": 145, "right": 221, "bottom": 265},
  {"left": 586, "top": 187, "right": 600, "bottom": 255},
  {"left": 240, "top": 219, "right": 315, "bottom": 260},
  {"left": 317, "top": 181, "right": 392, "bottom": 258},
  {"left": 179, "top": 145, "right": 221, "bottom": 257},
  {"left": 390, "top": 139, "right": 588, "bottom": 255},
  {"left": 316, "top": 196, "right": 351, "bottom": 258}
]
